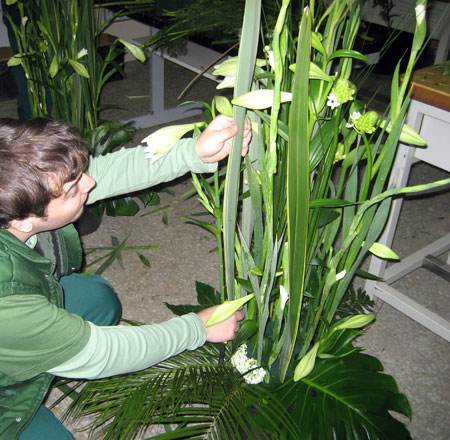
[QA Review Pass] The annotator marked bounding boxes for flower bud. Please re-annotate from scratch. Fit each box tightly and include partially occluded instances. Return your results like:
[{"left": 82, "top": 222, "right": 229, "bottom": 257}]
[
  {"left": 294, "top": 342, "right": 320, "bottom": 381},
  {"left": 213, "top": 57, "right": 238, "bottom": 77},
  {"left": 330, "top": 78, "right": 357, "bottom": 106},
  {"left": 77, "top": 48, "right": 88, "bottom": 59},
  {"left": 142, "top": 122, "right": 205, "bottom": 162},
  {"left": 379, "top": 120, "right": 426, "bottom": 146},
  {"left": 118, "top": 39, "right": 146, "bottom": 63},
  {"left": 335, "top": 314, "right": 375, "bottom": 330},
  {"left": 354, "top": 111, "right": 378, "bottom": 134},
  {"left": 232, "top": 90, "right": 292, "bottom": 110},
  {"left": 205, "top": 293, "right": 254, "bottom": 327},
  {"left": 369, "top": 242, "right": 399, "bottom": 260},
  {"left": 214, "top": 96, "right": 233, "bottom": 117}
]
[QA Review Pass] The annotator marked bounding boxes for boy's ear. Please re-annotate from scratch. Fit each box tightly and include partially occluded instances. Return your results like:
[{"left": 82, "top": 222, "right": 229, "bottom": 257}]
[{"left": 9, "top": 218, "right": 34, "bottom": 234}]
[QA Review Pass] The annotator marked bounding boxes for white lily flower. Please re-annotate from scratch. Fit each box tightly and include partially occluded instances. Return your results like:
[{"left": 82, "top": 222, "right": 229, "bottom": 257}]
[
  {"left": 142, "top": 122, "right": 205, "bottom": 163},
  {"left": 77, "top": 48, "right": 88, "bottom": 59},
  {"left": 21, "top": 16, "right": 28, "bottom": 26}
]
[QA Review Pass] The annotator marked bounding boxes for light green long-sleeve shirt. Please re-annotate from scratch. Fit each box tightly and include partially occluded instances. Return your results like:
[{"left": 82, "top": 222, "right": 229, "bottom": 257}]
[
  {"left": 0, "top": 138, "right": 216, "bottom": 381},
  {"left": 86, "top": 137, "right": 216, "bottom": 204}
]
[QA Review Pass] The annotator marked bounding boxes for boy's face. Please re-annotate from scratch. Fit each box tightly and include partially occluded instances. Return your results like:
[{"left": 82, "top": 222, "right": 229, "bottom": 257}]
[{"left": 33, "top": 173, "right": 96, "bottom": 233}]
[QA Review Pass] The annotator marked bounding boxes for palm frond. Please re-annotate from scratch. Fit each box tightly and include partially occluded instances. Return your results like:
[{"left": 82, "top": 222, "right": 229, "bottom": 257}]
[{"left": 66, "top": 344, "right": 297, "bottom": 439}]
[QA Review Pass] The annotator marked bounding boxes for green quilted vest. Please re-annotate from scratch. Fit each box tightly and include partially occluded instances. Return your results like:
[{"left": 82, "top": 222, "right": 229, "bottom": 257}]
[{"left": 0, "top": 224, "right": 82, "bottom": 439}]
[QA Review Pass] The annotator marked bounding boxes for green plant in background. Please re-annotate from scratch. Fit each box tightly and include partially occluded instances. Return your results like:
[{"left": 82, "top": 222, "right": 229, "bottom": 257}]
[
  {"left": 372, "top": 0, "right": 398, "bottom": 34},
  {"left": 4, "top": 0, "right": 155, "bottom": 216},
  {"left": 63, "top": 0, "right": 450, "bottom": 438},
  {"left": 5, "top": 0, "right": 147, "bottom": 133}
]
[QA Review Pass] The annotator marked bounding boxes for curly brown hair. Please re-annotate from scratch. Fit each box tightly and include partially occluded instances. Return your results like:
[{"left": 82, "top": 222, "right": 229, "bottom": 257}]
[{"left": 0, "top": 118, "right": 89, "bottom": 228}]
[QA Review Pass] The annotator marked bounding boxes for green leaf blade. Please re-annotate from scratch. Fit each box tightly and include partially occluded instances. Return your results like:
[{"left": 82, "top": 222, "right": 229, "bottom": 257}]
[{"left": 281, "top": 5, "right": 312, "bottom": 382}]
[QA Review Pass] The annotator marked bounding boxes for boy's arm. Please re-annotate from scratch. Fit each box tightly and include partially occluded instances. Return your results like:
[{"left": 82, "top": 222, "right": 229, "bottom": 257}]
[
  {"left": 47, "top": 314, "right": 206, "bottom": 379},
  {"left": 0, "top": 294, "right": 241, "bottom": 381},
  {"left": 47, "top": 307, "right": 242, "bottom": 379},
  {"left": 0, "top": 295, "right": 204, "bottom": 381},
  {"left": 85, "top": 115, "right": 251, "bottom": 205},
  {"left": 86, "top": 137, "right": 216, "bottom": 205}
]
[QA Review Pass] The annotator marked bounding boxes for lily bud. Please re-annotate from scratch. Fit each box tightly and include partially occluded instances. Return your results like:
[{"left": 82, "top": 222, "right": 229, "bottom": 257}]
[
  {"left": 232, "top": 90, "right": 292, "bottom": 110},
  {"left": 290, "top": 62, "right": 333, "bottom": 82},
  {"left": 118, "top": 39, "right": 146, "bottom": 63},
  {"left": 412, "top": 2, "right": 426, "bottom": 52},
  {"left": 142, "top": 122, "right": 206, "bottom": 162},
  {"left": 379, "top": 120, "right": 426, "bottom": 146},
  {"left": 214, "top": 96, "right": 233, "bottom": 116},
  {"left": 294, "top": 342, "right": 320, "bottom": 381},
  {"left": 7, "top": 54, "right": 22, "bottom": 67},
  {"left": 368, "top": 242, "right": 400, "bottom": 260},
  {"left": 335, "top": 314, "right": 375, "bottom": 330},
  {"left": 205, "top": 293, "right": 254, "bottom": 327},
  {"left": 216, "top": 76, "right": 236, "bottom": 90},
  {"left": 212, "top": 57, "right": 238, "bottom": 77},
  {"left": 213, "top": 57, "right": 265, "bottom": 77}
]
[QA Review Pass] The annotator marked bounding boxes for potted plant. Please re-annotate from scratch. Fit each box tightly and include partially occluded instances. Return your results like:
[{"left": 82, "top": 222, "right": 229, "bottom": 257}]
[{"left": 63, "top": 0, "right": 449, "bottom": 438}]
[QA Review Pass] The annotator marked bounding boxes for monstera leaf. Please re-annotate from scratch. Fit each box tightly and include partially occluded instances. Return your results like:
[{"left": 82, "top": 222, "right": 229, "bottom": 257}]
[{"left": 276, "top": 349, "right": 411, "bottom": 439}]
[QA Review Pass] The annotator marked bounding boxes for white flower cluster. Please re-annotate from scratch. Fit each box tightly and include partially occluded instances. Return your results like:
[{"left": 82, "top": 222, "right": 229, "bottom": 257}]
[
  {"left": 327, "top": 93, "right": 340, "bottom": 110},
  {"left": 230, "top": 344, "right": 267, "bottom": 385},
  {"left": 345, "top": 111, "right": 361, "bottom": 128}
]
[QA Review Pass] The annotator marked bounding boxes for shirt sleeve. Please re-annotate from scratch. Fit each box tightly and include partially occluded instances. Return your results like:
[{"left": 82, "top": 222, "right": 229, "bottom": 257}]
[
  {"left": 0, "top": 295, "right": 91, "bottom": 382},
  {"left": 47, "top": 314, "right": 206, "bottom": 379},
  {"left": 86, "top": 137, "right": 217, "bottom": 205}
]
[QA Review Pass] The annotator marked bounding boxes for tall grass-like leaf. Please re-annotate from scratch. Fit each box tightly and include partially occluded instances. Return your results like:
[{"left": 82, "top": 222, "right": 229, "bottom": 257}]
[
  {"left": 223, "top": 0, "right": 261, "bottom": 300},
  {"left": 279, "top": 6, "right": 311, "bottom": 381}
]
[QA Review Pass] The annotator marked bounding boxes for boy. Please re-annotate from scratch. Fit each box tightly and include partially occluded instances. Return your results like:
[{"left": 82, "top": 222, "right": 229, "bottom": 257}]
[{"left": 0, "top": 115, "right": 251, "bottom": 439}]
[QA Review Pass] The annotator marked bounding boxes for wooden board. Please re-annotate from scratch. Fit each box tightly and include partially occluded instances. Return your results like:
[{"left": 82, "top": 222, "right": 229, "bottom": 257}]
[{"left": 410, "top": 65, "right": 450, "bottom": 112}]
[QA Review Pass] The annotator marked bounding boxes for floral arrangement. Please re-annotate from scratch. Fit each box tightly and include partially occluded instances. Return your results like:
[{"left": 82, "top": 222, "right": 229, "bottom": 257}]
[{"left": 64, "top": 1, "right": 450, "bottom": 438}]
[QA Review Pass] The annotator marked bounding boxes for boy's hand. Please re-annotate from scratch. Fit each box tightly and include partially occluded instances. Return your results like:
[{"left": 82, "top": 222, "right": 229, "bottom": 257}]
[
  {"left": 197, "top": 306, "right": 244, "bottom": 343},
  {"left": 196, "top": 115, "right": 251, "bottom": 163}
]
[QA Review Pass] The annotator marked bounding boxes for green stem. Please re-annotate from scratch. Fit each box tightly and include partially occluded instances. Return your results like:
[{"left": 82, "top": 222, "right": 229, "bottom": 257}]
[{"left": 360, "top": 132, "right": 372, "bottom": 201}]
